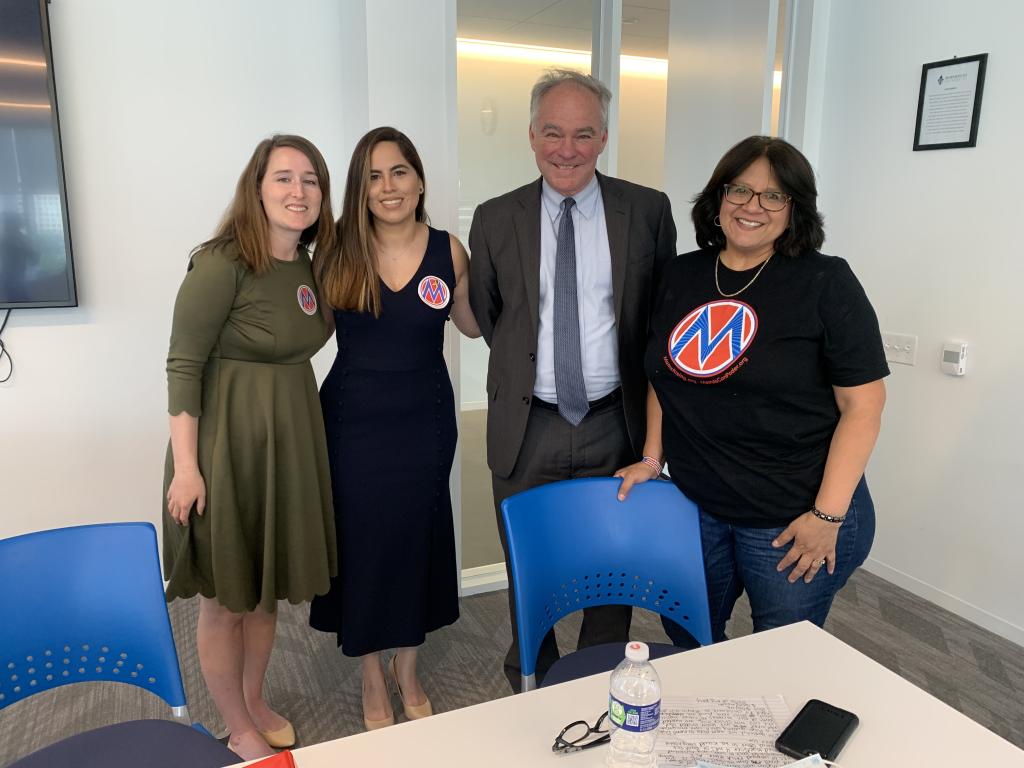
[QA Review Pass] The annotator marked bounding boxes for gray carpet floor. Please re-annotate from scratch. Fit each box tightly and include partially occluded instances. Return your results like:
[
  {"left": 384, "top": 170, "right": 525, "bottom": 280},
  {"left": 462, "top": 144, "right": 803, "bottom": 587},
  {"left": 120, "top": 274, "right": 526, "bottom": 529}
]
[{"left": 2, "top": 569, "right": 1022, "bottom": 765}]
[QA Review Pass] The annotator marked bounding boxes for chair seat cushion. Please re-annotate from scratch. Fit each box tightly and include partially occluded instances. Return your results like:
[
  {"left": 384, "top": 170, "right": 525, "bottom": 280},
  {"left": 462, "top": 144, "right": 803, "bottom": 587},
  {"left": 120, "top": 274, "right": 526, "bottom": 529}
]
[
  {"left": 541, "top": 641, "right": 686, "bottom": 688},
  {"left": 9, "top": 719, "right": 240, "bottom": 768}
]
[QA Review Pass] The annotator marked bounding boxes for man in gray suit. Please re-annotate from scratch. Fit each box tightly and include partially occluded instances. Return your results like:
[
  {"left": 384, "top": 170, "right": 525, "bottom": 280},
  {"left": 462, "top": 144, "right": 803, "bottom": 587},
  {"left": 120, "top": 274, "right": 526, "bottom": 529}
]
[{"left": 469, "top": 69, "right": 677, "bottom": 690}]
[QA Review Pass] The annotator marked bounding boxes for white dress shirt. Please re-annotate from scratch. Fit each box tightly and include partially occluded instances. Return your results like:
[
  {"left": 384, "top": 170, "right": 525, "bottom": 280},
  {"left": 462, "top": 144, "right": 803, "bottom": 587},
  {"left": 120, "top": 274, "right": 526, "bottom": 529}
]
[{"left": 534, "top": 175, "right": 620, "bottom": 403}]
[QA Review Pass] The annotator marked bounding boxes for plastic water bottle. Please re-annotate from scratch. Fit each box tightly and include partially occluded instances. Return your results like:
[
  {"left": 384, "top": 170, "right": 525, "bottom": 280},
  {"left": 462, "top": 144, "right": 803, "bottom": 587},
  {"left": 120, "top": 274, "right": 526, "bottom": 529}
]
[{"left": 607, "top": 641, "right": 661, "bottom": 767}]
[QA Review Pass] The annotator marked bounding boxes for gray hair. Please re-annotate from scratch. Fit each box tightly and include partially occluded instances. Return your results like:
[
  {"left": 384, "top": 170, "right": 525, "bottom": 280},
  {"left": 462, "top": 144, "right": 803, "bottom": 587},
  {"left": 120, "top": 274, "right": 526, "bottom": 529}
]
[{"left": 529, "top": 68, "right": 612, "bottom": 130}]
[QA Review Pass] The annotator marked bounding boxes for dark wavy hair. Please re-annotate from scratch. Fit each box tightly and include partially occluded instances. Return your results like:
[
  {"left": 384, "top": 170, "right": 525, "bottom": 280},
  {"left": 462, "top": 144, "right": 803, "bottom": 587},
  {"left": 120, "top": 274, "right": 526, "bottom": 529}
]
[{"left": 691, "top": 136, "right": 824, "bottom": 258}]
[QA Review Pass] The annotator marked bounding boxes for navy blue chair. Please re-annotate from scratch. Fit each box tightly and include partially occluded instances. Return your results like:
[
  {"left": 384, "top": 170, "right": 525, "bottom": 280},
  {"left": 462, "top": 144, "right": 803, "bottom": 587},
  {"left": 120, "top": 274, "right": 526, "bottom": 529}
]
[
  {"left": 501, "top": 477, "right": 712, "bottom": 692},
  {"left": 0, "top": 522, "right": 238, "bottom": 767}
]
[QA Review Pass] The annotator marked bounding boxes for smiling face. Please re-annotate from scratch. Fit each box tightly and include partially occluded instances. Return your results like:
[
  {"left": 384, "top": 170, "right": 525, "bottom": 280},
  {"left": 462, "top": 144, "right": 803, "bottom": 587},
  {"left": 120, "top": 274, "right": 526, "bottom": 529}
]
[
  {"left": 366, "top": 140, "right": 422, "bottom": 226},
  {"left": 718, "top": 156, "right": 791, "bottom": 264},
  {"left": 259, "top": 146, "right": 322, "bottom": 246},
  {"left": 529, "top": 83, "right": 607, "bottom": 197}
]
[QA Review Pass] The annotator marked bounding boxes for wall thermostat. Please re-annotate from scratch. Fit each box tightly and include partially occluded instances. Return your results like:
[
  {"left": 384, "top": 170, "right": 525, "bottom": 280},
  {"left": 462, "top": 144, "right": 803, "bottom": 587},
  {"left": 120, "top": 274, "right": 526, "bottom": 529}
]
[{"left": 941, "top": 342, "right": 967, "bottom": 376}]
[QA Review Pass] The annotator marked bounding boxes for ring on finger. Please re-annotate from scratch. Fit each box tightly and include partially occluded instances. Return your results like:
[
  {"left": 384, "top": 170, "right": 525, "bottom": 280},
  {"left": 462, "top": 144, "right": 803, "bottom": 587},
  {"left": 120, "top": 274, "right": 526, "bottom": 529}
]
[{"left": 818, "top": 558, "right": 826, "bottom": 567}]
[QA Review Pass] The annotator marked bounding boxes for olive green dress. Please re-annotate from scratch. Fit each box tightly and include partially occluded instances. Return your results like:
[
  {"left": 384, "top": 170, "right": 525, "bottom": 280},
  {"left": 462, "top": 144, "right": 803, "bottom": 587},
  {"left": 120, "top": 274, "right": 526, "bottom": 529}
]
[{"left": 162, "top": 244, "right": 337, "bottom": 613}]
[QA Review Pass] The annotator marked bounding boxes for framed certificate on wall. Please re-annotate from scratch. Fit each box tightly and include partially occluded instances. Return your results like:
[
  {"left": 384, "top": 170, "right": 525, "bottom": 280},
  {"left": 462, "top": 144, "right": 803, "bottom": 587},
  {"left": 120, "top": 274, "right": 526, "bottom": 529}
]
[{"left": 913, "top": 53, "right": 988, "bottom": 151}]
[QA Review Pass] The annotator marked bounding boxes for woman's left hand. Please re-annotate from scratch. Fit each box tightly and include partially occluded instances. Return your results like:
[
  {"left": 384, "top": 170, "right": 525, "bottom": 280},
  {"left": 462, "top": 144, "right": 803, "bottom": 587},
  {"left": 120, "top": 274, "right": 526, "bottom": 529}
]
[
  {"left": 613, "top": 461, "right": 659, "bottom": 501},
  {"left": 772, "top": 513, "right": 840, "bottom": 583}
]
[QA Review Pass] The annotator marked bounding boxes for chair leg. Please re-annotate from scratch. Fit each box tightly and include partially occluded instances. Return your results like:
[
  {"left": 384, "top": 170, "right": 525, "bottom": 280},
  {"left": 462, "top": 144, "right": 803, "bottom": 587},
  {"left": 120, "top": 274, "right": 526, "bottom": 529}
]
[{"left": 521, "top": 673, "right": 537, "bottom": 693}]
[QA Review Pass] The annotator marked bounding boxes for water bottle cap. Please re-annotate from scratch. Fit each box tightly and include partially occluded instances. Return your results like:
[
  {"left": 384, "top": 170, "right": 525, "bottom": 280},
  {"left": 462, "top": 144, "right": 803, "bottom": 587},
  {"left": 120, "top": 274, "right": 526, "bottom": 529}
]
[{"left": 624, "top": 641, "right": 649, "bottom": 662}]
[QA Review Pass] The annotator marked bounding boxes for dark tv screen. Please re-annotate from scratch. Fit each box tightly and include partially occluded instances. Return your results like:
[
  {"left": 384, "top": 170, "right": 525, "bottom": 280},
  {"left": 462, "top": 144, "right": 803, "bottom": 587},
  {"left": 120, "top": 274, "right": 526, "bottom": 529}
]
[{"left": 0, "top": 0, "right": 77, "bottom": 309}]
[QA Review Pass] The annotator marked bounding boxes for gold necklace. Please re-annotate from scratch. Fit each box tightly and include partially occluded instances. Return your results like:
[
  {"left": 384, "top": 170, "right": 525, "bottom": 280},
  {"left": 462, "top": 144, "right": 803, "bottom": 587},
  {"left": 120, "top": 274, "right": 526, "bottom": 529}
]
[{"left": 714, "top": 252, "right": 773, "bottom": 298}]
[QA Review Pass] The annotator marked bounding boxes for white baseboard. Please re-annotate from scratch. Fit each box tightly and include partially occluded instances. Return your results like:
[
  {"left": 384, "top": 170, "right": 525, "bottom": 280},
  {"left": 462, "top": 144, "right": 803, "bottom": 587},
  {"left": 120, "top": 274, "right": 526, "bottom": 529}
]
[
  {"left": 460, "top": 562, "right": 507, "bottom": 596},
  {"left": 862, "top": 557, "right": 1024, "bottom": 647}
]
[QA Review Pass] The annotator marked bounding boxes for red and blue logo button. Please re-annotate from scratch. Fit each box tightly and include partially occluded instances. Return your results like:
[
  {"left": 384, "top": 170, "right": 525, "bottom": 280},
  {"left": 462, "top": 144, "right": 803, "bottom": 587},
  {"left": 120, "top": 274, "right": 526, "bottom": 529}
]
[
  {"left": 418, "top": 276, "right": 450, "bottom": 309},
  {"left": 297, "top": 284, "right": 318, "bottom": 315}
]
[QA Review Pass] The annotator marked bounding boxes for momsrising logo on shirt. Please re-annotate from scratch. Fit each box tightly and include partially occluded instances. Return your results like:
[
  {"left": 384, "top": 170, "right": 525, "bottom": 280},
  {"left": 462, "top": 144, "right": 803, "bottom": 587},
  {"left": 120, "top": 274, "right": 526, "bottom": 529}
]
[{"left": 666, "top": 299, "right": 758, "bottom": 380}]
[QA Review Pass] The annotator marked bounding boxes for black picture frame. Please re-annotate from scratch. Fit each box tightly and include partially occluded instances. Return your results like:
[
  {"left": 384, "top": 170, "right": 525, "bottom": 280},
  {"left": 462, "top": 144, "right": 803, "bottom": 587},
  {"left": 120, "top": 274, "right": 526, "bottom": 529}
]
[{"left": 913, "top": 53, "right": 988, "bottom": 151}]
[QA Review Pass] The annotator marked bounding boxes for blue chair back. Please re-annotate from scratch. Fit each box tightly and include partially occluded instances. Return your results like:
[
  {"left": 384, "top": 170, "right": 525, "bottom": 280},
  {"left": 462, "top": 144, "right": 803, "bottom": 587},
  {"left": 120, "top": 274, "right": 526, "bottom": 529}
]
[
  {"left": 0, "top": 523, "right": 188, "bottom": 716},
  {"left": 502, "top": 477, "right": 712, "bottom": 685}
]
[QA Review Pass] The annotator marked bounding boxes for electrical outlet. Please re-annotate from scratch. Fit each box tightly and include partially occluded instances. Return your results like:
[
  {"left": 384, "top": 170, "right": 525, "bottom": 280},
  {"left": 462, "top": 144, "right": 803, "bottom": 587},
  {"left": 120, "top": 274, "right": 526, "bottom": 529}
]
[{"left": 881, "top": 332, "right": 917, "bottom": 366}]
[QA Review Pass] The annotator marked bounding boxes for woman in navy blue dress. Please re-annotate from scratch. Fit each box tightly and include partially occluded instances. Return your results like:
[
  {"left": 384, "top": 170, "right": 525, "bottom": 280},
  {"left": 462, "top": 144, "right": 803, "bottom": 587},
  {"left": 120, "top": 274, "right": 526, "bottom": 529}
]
[{"left": 310, "top": 127, "right": 479, "bottom": 730}]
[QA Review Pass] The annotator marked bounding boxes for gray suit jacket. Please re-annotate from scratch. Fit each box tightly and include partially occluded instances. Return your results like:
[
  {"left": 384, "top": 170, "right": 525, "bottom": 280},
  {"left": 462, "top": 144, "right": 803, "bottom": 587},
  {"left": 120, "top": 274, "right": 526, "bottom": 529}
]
[{"left": 468, "top": 172, "right": 676, "bottom": 479}]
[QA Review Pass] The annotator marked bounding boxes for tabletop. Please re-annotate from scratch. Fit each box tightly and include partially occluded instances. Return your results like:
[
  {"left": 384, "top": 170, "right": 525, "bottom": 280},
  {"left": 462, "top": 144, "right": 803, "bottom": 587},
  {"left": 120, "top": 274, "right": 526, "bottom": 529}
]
[{"left": 269, "top": 622, "right": 1022, "bottom": 767}]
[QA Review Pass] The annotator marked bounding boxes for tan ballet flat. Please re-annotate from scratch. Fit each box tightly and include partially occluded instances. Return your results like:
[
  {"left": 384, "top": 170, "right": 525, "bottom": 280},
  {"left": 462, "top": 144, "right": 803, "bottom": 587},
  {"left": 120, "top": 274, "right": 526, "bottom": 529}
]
[
  {"left": 364, "top": 712, "right": 396, "bottom": 730},
  {"left": 363, "top": 668, "right": 395, "bottom": 731},
  {"left": 258, "top": 719, "right": 296, "bottom": 748},
  {"left": 388, "top": 654, "right": 433, "bottom": 720}
]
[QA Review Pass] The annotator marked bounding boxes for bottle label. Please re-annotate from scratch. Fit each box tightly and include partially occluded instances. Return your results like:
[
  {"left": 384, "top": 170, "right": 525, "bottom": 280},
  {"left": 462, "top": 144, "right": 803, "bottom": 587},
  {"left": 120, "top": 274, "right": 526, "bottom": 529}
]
[{"left": 608, "top": 694, "right": 660, "bottom": 733}]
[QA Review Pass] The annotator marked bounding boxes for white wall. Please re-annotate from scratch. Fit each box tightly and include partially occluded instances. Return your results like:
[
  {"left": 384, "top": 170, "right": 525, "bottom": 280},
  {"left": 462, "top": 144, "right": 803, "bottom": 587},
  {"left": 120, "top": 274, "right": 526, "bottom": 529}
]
[
  {"left": 366, "top": 1, "right": 459, "bottom": 238},
  {"left": 664, "top": 0, "right": 777, "bottom": 243},
  {"left": 813, "top": 0, "right": 1024, "bottom": 643},
  {"left": 0, "top": 0, "right": 458, "bottom": 542},
  {"left": 0, "top": 0, "right": 349, "bottom": 539}
]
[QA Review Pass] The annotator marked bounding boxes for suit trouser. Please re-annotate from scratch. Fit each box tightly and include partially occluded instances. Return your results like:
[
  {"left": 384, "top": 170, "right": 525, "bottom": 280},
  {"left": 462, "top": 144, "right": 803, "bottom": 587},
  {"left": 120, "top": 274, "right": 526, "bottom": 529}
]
[{"left": 491, "top": 394, "right": 634, "bottom": 691}]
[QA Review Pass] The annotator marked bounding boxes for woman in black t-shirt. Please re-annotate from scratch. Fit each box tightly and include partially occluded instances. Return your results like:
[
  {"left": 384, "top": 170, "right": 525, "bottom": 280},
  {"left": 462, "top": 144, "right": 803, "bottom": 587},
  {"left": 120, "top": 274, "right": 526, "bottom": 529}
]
[{"left": 615, "top": 136, "right": 888, "bottom": 642}]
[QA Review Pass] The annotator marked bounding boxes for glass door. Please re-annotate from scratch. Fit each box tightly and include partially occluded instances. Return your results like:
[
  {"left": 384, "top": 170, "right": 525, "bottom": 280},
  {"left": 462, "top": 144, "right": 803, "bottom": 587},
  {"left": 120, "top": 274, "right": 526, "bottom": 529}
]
[{"left": 455, "top": 0, "right": 595, "bottom": 590}]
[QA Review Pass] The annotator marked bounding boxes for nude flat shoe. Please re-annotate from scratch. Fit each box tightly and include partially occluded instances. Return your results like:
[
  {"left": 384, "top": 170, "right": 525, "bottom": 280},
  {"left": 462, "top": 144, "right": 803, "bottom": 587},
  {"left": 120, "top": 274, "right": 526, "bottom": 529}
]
[
  {"left": 388, "top": 654, "right": 433, "bottom": 720},
  {"left": 363, "top": 712, "right": 396, "bottom": 730},
  {"left": 258, "top": 719, "right": 296, "bottom": 748},
  {"left": 363, "top": 668, "right": 395, "bottom": 731}
]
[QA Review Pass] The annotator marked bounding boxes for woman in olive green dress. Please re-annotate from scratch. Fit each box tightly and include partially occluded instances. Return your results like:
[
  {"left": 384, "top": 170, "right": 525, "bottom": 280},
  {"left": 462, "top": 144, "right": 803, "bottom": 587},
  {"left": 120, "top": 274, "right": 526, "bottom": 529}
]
[{"left": 163, "top": 135, "right": 337, "bottom": 760}]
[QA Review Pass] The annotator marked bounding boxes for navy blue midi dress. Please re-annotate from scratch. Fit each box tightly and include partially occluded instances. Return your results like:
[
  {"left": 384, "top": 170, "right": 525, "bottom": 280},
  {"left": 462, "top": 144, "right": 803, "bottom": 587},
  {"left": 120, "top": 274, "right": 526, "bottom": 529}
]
[{"left": 309, "top": 227, "right": 460, "bottom": 656}]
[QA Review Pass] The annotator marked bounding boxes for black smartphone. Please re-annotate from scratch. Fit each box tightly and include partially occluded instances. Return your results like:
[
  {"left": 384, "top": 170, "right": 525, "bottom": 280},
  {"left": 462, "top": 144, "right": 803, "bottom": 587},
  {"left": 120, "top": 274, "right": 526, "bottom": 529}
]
[{"left": 775, "top": 699, "right": 859, "bottom": 760}]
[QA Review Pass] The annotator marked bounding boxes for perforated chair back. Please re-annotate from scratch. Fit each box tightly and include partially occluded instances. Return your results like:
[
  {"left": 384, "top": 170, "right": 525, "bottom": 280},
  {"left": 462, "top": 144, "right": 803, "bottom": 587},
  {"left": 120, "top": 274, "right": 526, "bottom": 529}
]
[
  {"left": 0, "top": 523, "right": 188, "bottom": 720},
  {"left": 501, "top": 477, "right": 712, "bottom": 690}
]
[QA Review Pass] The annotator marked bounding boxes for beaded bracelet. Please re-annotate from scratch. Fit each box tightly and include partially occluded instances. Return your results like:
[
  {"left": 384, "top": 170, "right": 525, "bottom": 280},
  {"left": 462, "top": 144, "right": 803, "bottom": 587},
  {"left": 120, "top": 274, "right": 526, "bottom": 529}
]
[
  {"left": 810, "top": 504, "right": 846, "bottom": 524},
  {"left": 640, "top": 455, "right": 663, "bottom": 477}
]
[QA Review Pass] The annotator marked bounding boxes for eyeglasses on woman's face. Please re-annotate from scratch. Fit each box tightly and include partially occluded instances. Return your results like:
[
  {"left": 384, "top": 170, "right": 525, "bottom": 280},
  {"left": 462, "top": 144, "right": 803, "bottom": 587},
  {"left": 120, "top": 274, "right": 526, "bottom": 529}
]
[
  {"left": 552, "top": 711, "right": 610, "bottom": 755},
  {"left": 723, "top": 183, "right": 791, "bottom": 212}
]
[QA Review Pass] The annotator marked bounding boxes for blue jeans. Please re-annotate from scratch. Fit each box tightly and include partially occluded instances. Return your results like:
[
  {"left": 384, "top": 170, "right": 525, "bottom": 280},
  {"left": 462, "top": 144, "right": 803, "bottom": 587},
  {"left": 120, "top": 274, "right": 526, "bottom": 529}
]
[{"left": 663, "top": 476, "right": 875, "bottom": 645}]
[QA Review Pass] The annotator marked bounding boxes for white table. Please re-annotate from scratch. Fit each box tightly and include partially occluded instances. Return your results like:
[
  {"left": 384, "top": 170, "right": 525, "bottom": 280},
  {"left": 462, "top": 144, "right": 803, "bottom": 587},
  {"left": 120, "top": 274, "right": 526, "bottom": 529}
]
[{"left": 284, "top": 622, "right": 1023, "bottom": 766}]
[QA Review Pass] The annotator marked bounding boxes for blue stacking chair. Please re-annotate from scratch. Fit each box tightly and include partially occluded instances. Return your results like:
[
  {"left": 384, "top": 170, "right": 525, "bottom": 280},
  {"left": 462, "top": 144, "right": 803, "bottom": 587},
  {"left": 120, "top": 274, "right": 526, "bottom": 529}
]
[
  {"left": 0, "top": 522, "right": 237, "bottom": 768},
  {"left": 502, "top": 477, "right": 712, "bottom": 692}
]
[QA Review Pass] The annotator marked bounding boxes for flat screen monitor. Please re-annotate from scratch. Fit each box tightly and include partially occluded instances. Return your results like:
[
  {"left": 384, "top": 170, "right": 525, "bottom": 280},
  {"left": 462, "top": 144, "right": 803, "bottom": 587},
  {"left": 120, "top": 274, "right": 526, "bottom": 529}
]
[{"left": 0, "top": 0, "right": 77, "bottom": 309}]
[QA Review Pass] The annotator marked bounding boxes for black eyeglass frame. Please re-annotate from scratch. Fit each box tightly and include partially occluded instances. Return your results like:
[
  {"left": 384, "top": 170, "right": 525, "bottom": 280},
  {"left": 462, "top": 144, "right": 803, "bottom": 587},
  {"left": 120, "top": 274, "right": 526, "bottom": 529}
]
[
  {"left": 552, "top": 711, "right": 611, "bottom": 755},
  {"left": 722, "top": 183, "right": 792, "bottom": 212}
]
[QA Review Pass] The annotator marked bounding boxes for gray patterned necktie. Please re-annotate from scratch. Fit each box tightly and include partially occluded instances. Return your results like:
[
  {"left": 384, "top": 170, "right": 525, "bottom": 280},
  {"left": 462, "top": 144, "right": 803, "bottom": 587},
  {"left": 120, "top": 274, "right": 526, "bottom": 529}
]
[{"left": 553, "top": 197, "right": 588, "bottom": 426}]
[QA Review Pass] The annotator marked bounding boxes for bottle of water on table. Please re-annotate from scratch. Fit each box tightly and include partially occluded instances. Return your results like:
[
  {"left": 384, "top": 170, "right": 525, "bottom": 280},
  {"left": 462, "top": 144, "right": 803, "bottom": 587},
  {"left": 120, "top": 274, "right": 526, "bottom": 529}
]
[{"left": 607, "top": 641, "right": 661, "bottom": 767}]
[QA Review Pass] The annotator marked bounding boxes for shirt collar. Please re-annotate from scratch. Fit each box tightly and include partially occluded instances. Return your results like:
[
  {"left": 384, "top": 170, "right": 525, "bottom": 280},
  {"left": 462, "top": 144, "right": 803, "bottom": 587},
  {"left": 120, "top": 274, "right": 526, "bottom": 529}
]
[{"left": 541, "top": 173, "right": 601, "bottom": 221}]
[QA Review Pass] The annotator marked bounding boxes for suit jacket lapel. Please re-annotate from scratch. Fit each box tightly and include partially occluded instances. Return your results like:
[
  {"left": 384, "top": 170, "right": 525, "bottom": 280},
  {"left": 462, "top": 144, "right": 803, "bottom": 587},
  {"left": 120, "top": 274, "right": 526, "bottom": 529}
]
[
  {"left": 514, "top": 179, "right": 543, "bottom": 338},
  {"left": 599, "top": 173, "right": 630, "bottom": 326}
]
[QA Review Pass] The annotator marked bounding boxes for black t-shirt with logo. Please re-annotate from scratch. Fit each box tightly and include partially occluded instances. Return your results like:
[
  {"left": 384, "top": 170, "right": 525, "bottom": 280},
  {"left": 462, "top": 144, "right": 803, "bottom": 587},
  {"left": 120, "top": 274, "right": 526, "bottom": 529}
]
[{"left": 645, "top": 248, "right": 889, "bottom": 527}]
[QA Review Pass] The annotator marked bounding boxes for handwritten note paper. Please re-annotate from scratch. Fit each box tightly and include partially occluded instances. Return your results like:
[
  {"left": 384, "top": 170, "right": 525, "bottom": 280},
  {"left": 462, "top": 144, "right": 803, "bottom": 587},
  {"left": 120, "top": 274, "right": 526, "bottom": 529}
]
[{"left": 656, "top": 696, "right": 792, "bottom": 768}]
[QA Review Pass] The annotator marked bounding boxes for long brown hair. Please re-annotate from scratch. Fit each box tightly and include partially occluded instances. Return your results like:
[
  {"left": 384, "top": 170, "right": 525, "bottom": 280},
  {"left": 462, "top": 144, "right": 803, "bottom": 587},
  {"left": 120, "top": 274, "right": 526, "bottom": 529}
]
[
  {"left": 315, "top": 126, "right": 427, "bottom": 316},
  {"left": 197, "top": 134, "right": 336, "bottom": 272}
]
